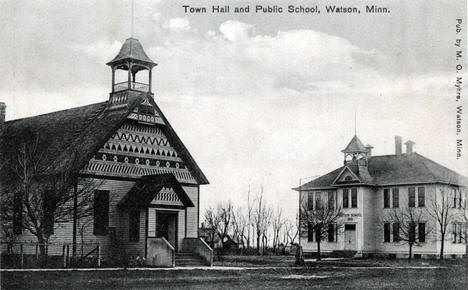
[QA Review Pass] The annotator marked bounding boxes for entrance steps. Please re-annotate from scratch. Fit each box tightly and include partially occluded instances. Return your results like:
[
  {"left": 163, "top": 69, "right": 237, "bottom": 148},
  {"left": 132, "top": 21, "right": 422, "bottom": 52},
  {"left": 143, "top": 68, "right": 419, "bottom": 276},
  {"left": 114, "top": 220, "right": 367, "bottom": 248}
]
[{"left": 175, "top": 252, "right": 206, "bottom": 267}]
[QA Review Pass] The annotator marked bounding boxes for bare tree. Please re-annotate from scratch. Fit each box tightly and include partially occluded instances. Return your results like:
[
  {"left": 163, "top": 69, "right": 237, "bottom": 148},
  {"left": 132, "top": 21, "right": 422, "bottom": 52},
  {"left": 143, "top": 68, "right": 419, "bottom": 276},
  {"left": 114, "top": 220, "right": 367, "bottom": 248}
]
[
  {"left": 0, "top": 133, "right": 98, "bottom": 256},
  {"left": 271, "top": 207, "right": 284, "bottom": 252},
  {"left": 216, "top": 201, "right": 234, "bottom": 249},
  {"left": 299, "top": 193, "right": 343, "bottom": 261},
  {"left": 253, "top": 188, "right": 272, "bottom": 254},
  {"left": 231, "top": 207, "right": 247, "bottom": 249},
  {"left": 425, "top": 185, "right": 457, "bottom": 259},
  {"left": 383, "top": 206, "right": 431, "bottom": 260},
  {"left": 282, "top": 219, "right": 297, "bottom": 246},
  {"left": 203, "top": 207, "right": 220, "bottom": 248},
  {"left": 246, "top": 186, "right": 253, "bottom": 249}
]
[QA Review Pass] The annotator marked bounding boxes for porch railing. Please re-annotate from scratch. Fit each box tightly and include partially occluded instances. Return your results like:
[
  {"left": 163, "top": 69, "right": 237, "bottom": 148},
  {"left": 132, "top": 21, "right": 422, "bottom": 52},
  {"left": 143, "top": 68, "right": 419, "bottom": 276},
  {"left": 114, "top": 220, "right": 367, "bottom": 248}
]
[
  {"left": 113, "top": 81, "right": 149, "bottom": 92},
  {"left": 182, "top": 237, "right": 213, "bottom": 266}
]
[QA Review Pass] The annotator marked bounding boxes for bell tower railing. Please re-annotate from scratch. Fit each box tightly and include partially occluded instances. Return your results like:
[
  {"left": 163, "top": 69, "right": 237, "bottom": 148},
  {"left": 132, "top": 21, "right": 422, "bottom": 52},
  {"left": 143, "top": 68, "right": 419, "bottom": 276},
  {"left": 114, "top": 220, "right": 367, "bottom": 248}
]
[{"left": 113, "top": 81, "right": 150, "bottom": 93}]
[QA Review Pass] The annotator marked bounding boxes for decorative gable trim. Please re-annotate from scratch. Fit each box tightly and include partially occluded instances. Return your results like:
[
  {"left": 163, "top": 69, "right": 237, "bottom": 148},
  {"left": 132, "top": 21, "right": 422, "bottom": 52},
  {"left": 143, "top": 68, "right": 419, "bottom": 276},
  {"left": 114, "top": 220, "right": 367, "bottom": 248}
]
[{"left": 332, "top": 166, "right": 361, "bottom": 184}]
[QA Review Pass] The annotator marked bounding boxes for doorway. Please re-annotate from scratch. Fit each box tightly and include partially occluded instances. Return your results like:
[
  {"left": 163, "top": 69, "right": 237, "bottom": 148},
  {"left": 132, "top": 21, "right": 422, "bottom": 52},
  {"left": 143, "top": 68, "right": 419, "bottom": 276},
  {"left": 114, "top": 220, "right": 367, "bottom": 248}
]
[
  {"left": 156, "top": 211, "right": 178, "bottom": 251},
  {"left": 344, "top": 224, "right": 356, "bottom": 250}
]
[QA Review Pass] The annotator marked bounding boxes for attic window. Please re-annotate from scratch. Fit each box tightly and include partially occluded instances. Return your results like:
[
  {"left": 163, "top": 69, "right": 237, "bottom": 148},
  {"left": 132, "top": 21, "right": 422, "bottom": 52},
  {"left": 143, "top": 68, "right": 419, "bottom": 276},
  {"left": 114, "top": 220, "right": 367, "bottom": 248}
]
[{"left": 344, "top": 176, "right": 353, "bottom": 181}]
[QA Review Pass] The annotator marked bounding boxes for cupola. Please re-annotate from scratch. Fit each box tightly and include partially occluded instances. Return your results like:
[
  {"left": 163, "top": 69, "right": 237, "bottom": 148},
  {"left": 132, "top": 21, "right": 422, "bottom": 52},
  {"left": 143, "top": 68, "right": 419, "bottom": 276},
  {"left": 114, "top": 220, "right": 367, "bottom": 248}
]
[{"left": 107, "top": 38, "right": 157, "bottom": 99}]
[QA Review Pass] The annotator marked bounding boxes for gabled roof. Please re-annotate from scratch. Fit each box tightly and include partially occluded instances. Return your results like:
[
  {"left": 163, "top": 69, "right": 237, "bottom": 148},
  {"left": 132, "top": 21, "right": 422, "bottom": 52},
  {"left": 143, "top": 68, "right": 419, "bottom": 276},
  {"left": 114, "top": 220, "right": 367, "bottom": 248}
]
[
  {"left": 0, "top": 92, "right": 209, "bottom": 185},
  {"left": 107, "top": 38, "right": 156, "bottom": 72},
  {"left": 118, "top": 174, "right": 194, "bottom": 208},
  {"left": 295, "top": 153, "right": 468, "bottom": 191},
  {"left": 342, "top": 135, "right": 368, "bottom": 153}
]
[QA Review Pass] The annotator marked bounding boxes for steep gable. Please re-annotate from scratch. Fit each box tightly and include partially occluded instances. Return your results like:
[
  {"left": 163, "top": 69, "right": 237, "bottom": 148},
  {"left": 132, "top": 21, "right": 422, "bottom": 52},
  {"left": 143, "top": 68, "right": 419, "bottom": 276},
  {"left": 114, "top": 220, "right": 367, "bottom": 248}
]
[{"left": 0, "top": 93, "right": 208, "bottom": 185}]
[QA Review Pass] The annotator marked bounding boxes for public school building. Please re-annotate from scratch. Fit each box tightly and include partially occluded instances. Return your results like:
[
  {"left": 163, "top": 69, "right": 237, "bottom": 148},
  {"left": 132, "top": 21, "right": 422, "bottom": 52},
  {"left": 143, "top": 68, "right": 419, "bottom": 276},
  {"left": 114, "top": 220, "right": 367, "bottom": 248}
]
[
  {"left": 295, "top": 135, "right": 468, "bottom": 258},
  {"left": 0, "top": 38, "right": 212, "bottom": 266}
]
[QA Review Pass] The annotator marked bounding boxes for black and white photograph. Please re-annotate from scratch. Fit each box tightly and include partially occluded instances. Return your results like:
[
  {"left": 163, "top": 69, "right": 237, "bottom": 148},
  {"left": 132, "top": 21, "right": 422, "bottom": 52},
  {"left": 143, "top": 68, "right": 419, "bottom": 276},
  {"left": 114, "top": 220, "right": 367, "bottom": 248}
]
[{"left": 0, "top": 0, "right": 467, "bottom": 289}]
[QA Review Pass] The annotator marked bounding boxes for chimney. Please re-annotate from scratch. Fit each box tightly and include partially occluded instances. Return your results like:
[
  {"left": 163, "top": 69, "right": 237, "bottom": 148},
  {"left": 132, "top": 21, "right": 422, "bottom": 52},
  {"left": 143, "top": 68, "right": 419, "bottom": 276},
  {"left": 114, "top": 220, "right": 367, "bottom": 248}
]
[
  {"left": 365, "top": 144, "right": 373, "bottom": 156},
  {"left": 395, "top": 135, "right": 402, "bottom": 155},
  {"left": 0, "top": 102, "right": 5, "bottom": 123},
  {"left": 405, "top": 140, "right": 415, "bottom": 154}
]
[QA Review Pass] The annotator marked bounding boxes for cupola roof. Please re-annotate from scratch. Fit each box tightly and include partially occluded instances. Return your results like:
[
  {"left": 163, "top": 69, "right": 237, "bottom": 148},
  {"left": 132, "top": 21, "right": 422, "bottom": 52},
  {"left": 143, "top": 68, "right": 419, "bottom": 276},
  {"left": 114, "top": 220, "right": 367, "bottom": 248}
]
[{"left": 106, "top": 38, "right": 156, "bottom": 73}]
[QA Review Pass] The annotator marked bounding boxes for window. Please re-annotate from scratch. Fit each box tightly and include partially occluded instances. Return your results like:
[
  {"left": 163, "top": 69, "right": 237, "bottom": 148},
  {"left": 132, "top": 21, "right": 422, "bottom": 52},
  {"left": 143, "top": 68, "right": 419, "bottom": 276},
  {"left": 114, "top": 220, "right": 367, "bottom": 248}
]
[
  {"left": 418, "top": 223, "right": 426, "bottom": 243},
  {"left": 94, "top": 190, "right": 110, "bottom": 235},
  {"left": 315, "top": 192, "right": 322, "bottom": 210},
  {"left": 351, "top": 188, "right": 358, "bottom": 208},
  {"left": 328, "top": 191, "right": 335, "bottom": 210},
  {"left": 384, "top": 223, "right": 391, "bottom": 242},
  {"left": 345, "top": 176, "right": 353, "bottom": 181},
  {"left": 453, "top": 189, "right": 458, "bottom": 208},
  {"left": 43, "top": 190, "right": 55, "bottom": 236},
  {"left": 315, "top": 228, "right": 321, "bottom": 242},
  {"left": 13, "top": 193, "right": 23, "bottom": 235},
  {"left": 453, "top": 223, "right": 465, "bottom": 243},
  {"left": 408, "top": 187, "right": 415, "bottom": 207},
  {"left": 328, "top": 224, "right": 337, "bottom": 242},
  {"left": 343, "top": 189, "right": 349, "bottom": 208},
  {"left": 129, "top": 210, "right": 140, "bottom": 242},
  {"left": 392, "top": 188, "right": 399, "bottom": 208},
  {"left": 392, "top": 223, "right": 400, "bottom": 242},
  {"left": 417, "top": 187, "right": 425, "bottom": 207},
  {"left": 308, "top": 222, "right": 314, "bottom": 242},
  {"left": 409, "top": 223, "right": 416, "bottom": 243},
  {"left": 384, "top": 189, "right": 390, "bottom": 208},
  {"left": 307, "top": 192, "right": 314, "bottom": 211}
]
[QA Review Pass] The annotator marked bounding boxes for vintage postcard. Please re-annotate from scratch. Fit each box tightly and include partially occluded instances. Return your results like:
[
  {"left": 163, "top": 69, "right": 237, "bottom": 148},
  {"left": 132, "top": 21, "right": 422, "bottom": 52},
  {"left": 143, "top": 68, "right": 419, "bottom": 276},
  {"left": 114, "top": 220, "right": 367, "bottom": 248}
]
[{"left": 0, "top": 0, "right": 467, "bottom": 289}]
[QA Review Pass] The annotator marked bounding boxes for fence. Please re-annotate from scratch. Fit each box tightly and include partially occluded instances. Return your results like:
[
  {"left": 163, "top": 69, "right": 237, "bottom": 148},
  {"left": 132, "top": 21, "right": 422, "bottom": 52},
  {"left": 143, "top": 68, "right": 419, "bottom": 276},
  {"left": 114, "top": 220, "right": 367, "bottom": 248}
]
[{"left": 0, "top": 241, "right": 101, "bottom": 269}]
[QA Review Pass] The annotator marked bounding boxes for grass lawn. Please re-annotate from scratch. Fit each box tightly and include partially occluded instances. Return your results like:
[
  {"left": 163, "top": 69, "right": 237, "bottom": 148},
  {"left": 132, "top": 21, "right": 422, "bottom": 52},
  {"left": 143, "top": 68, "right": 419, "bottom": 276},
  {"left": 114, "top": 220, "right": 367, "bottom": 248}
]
[{"left": 2, "top": 261, "right": 467, "bottom": 290}]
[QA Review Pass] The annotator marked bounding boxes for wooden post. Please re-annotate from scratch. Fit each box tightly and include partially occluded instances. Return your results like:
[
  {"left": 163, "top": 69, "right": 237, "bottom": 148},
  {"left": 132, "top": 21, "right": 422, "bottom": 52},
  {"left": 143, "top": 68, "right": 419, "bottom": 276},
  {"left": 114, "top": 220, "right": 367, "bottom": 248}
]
[
  {"left": 66, "top": 245, "right": 70, "bottom": 267},
  {"left": 35, "top": 244, "right": 39, "bottom": 262},
  {"left": 62, "top": 244, "right": 66, "bottom": 268},
  {"left": 20, "top": 244, "right": 24, "bottom": 269},
  {"left": 97, "top": 242, "right": 101, "bottom": 267}
]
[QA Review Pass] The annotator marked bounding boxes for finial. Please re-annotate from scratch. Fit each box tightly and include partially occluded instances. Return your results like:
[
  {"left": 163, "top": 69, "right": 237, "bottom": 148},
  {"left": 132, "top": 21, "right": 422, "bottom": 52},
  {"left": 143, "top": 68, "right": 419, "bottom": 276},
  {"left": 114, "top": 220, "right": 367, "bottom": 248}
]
[
  {"left": 131, "top": 0, "right": 135, "bottom": 37},
  {"left": 354, "top": 108, "right": 357, "bottom": 135}
]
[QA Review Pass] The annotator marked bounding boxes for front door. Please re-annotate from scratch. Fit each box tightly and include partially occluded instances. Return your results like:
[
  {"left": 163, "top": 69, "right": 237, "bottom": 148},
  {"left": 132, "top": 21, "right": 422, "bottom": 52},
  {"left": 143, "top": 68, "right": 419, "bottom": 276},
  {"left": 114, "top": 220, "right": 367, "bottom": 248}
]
[
  {"left": 156, "top": 211, "right": 178, "bottom": 251},
  {"left": 344, "top": 224, "right": 356, "bottom": 250}
]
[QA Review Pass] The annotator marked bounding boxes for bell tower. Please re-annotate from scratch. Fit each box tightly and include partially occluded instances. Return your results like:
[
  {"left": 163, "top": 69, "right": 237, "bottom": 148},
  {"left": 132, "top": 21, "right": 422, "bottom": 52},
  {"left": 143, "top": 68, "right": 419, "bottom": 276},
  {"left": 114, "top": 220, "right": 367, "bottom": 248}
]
[
  {"left": 342, "top": 135, "right": 371, "bottom": 166},
  {"left": 106, "top": 38, "right": 157, "bottom": 107}
]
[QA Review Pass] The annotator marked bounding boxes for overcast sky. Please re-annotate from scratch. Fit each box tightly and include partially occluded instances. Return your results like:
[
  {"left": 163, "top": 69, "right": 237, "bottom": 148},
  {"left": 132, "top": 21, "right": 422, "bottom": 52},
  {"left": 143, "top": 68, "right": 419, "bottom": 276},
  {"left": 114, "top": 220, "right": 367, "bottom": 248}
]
[{"left": 1, "top": 0, "right": 467, "bottom": 219}]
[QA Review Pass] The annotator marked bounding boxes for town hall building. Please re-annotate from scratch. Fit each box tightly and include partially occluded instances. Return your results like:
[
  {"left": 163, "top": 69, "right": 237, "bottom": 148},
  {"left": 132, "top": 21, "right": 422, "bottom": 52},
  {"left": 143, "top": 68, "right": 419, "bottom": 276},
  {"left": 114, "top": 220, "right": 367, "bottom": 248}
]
[
  {"left": 0, "top": 38, "right": 211, "bottom": 266},
  {"left": 295, "top": 135, "right": 468, "bottom": 258}
]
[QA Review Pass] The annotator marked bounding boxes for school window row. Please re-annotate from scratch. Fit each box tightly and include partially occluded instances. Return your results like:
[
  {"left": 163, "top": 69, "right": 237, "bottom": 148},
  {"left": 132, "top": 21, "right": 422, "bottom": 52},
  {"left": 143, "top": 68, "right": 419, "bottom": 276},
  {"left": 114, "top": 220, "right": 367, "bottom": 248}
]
[
  {"left": 383, "top": 186, "right": 425, "bottom": 208},
  {"left": 308, "top": 223, "right": 338, "bottom": 242},
  {"left": 307, "top": 191, "right": 337, "bottom": 210},
  {"left": 307, "top": 189, "right": 357, "bottom": 210},
  {"left": 383, "top": 222, "right": 426, "bottom": 243}
]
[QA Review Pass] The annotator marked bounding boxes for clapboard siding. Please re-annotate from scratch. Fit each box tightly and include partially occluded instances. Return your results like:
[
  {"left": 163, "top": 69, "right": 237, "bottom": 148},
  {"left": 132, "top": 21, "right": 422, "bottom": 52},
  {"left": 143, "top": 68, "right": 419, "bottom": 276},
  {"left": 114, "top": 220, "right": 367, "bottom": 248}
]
[
  {"left": 5, "top": 178, "right": 201, "bottom": 258},
  {"left": 183, "top": 185, "right": 199, "bottom": 238}
]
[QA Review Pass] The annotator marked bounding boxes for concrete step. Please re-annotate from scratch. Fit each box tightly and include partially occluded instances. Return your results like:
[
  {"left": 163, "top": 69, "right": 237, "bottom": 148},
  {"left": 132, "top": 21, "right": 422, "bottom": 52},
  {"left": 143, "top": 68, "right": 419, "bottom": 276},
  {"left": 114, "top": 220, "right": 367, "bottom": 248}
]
[{"left": 175, "top": 252, "right": 206, "bottom": 267}]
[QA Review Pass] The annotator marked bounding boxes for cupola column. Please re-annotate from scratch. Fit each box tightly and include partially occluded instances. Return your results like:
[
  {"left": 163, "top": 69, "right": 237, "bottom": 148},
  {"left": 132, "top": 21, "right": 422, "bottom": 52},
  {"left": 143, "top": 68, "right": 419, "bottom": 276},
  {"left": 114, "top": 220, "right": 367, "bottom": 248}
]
[
  {"left": 127, "top": 62, "right": 132, "bottom": 89},
  {"left": 111, "top": 67, "right": 116, "bottom": 93},
  {"left": 148, "top": 69, "right": 152, "bottom": 92}
]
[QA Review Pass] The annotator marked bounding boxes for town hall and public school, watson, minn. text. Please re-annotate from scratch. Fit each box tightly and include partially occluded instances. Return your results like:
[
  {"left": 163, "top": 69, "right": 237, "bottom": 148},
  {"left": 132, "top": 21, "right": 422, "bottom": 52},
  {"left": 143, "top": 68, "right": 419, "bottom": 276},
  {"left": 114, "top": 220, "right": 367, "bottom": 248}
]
[{"left": 182, "top": 4, "right": 391, "bottom": 14}]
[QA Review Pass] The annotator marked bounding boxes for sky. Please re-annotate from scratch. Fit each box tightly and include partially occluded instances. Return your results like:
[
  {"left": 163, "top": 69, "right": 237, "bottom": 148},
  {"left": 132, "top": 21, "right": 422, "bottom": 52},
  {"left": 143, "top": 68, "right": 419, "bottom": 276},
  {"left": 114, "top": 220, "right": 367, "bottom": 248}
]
[{"left": 1, "top": 0, "right": 467, "bottom": 220}]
